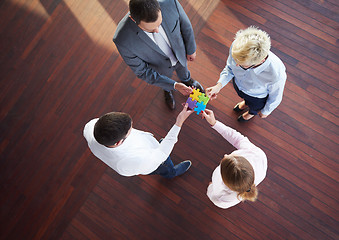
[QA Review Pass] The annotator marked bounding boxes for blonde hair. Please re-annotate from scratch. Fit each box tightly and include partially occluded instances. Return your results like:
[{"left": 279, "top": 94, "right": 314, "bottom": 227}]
[
  {"left": 231, "top": 26, "right": 271, "bottom": 66},
  {"left": 220, "top": 155, "right": 258, "bottom": 202}
]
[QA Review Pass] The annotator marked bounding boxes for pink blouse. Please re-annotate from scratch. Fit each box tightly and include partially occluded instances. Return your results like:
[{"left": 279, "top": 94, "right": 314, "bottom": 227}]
[{"left": 207, "top": 121, "right": 267, "bottom": 209}]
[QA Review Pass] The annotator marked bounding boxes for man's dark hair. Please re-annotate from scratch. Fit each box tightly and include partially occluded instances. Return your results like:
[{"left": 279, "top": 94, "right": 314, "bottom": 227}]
[
  {"left": 94, "top": 112, "right": 132, "bottom": 147},
  {"left": 129, "top": 0, "right": 161, "bottom": 25}
]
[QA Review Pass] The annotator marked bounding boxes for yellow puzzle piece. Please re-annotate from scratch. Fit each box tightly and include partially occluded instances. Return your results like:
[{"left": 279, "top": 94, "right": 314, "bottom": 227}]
[{"left": 189, "top": 88, "right": 202, "bottom": 101}]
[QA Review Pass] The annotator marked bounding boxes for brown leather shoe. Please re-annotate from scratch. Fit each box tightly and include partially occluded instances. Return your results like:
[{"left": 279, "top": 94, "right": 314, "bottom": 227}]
[{"left": 164, "top": 91, "right": 175, "bottom": 110}]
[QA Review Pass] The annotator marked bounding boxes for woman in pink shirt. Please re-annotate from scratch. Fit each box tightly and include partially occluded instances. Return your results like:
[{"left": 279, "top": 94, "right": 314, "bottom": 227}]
[{"left": 202, "top": 109, "right": 268, "bottom": 209}]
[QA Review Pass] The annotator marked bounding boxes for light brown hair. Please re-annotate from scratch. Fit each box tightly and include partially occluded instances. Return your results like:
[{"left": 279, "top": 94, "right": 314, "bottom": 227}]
[{"left": 220, "top": 155, "right": 258, "bottom": 202}]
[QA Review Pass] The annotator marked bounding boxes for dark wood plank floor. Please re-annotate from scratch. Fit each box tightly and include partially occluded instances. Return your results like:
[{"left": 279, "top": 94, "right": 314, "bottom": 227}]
[{"left": 1, "top": 0, "right": 338, "bottom": 239}]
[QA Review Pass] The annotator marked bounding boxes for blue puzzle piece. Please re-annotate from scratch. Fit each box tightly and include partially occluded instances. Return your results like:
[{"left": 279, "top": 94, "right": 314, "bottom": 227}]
[{"left": 194, "top": 101, "right": 206, "bottom": 115}]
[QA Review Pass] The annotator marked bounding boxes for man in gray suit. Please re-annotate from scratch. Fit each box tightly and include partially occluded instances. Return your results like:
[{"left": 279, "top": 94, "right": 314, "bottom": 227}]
[{"left": 113, "top": 0, "right": 204, "bottom": 110}]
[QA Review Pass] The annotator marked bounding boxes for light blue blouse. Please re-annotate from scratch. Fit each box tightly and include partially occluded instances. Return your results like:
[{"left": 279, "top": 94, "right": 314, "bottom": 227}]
[{"left": 218, "top": 47, "right": 287, "bottom": 115}]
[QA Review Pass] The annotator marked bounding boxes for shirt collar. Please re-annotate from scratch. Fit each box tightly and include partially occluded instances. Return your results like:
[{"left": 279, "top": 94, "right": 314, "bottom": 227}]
[{"left": 252, "top": 52, "right": 271, "bottom": 74}]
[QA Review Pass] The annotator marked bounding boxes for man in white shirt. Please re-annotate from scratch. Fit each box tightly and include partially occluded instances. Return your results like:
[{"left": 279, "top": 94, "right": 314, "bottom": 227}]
[{"left": 83, "top": 104, "right": 193, "bottom": 178}]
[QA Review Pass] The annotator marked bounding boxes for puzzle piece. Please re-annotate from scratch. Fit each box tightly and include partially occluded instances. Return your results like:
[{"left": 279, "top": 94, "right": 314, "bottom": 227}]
[
  {"left": 194, "top": 101, "right": 206, "bottom": 115},
  {"left": 186, "top": 88, "right": 209, "bottom": 115},
  {"left": 186, "top": 97, "right": 197, "bottom": 110},
  {"left": 189, "top": 88, "right": 202, "bottom": 101},
  {"left": 198, "top": 93, "right": 210, "bottom": 105}
]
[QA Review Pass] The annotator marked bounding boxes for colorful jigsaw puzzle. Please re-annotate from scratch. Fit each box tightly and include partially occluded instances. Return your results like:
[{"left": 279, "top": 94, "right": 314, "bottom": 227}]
[{"left": 186, "top": 89, "right": 210, "bottom": 115}]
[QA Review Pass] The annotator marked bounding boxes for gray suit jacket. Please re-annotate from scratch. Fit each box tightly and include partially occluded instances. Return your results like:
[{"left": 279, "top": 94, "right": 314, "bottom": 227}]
[{"left": 113, "top": 0, "right": 196, "bottom": 91}]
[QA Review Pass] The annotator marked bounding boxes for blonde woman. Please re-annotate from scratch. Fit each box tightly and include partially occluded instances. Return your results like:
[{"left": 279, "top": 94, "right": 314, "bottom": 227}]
[
  {"left": 206, "top": 26, "right": 286, "bottom": 122},
  {"left": 202, "top": 109, "right": 267, "bottom": 208}
]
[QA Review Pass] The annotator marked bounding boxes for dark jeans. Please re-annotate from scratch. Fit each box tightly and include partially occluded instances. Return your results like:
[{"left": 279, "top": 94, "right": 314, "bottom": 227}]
[
  {"left": 149, "top": 156, "right": 176, "bottom": 179},
  {"left": 233, "top": 79, "right": 268, "bottom": 115}
]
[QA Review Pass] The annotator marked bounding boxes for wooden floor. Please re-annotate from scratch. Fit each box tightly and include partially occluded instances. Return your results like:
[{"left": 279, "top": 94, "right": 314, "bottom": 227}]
[{"left": 1, "top": 0, "right": 338, "bottom": 239}]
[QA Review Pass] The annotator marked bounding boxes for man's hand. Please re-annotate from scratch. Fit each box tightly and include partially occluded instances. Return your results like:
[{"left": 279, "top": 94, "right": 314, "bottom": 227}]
[
  {"left": 201, "top": 109, "right": 217, "bottom": 126},
  {"left": 259, "top": 112, "right": 268, "bottom": 118},
  {"left": 206, "top": 83, "right": 222, "bottom": 100},
  {"left": 175, "top": 83, "right": 193, "bottom": 95},
  {"left": 187, "top": 51, "right": 196, "bottom": 61},
  {"left": 175, "top": 103, "right": 194, "bottom": 127}
]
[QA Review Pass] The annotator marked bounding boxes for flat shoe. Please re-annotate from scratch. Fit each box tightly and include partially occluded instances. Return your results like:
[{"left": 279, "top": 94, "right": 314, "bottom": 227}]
[
  {"left": 237, "top": 114, "right": 253, "bottom": 122},
  {"left": 233, "top": 102, "right": 243, "bottom": 112},
  {"left": 233, "top": 102, "right": 248, "bottom": 112}
]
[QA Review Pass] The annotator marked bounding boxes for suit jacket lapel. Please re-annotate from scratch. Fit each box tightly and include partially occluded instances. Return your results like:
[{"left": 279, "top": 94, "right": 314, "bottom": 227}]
[
  {"left": 160, "top": 17, "right": 176, "bottom": 54},
  {"left": 129, "top": 18, "right": 166, "bottom": 56}
]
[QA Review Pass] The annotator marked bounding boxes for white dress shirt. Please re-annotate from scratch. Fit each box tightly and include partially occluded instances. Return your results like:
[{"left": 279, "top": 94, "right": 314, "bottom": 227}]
[
  {"left": 207, "top": 121, "right": 268, "bottom": 209},
  {"left": 83, "top": 119, "right": 181, "bottom": 176},
  {"left": 145, "top": 25, "right": 172, "bottom": 48},
  {"left": 218, "top": 45, "right": 287, "bottom": 115},
  {"left": 145, "top": 25, "right": 178, "bottom": 66}
]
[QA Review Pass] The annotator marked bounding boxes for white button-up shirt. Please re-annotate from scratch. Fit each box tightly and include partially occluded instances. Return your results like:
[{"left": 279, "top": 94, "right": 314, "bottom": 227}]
[{"left": 83, "top": 119, "right": 181, "bottom": 176}]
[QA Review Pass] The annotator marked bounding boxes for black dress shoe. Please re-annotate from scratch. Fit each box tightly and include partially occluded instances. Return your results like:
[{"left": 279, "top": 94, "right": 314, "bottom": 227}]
[
  {"left": 233, "top": 102, "right": 243, "bottom": 112},
  {"left": 237, "top": 113, "right": 254, "bottom": 122},
  {"left": 233, "top": 102, "right": 247, "bottom": 112},
  {"left": 164, "top": 90, "right": 175, "bottom": 110},
  {"left": 237, "top": 115, "right": 249, "bottom": 122},
  {"left": 183, "top": 79, "right": 204, "bottom": 92}
]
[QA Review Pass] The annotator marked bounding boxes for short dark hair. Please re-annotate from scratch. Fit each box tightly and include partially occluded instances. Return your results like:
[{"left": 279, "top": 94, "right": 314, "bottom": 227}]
[
  {"left": 129, "top": 0, "right": 161, "bottom": 25},
  {"left": 94, "top": 112, "right": 132, "bottom": 146}
]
